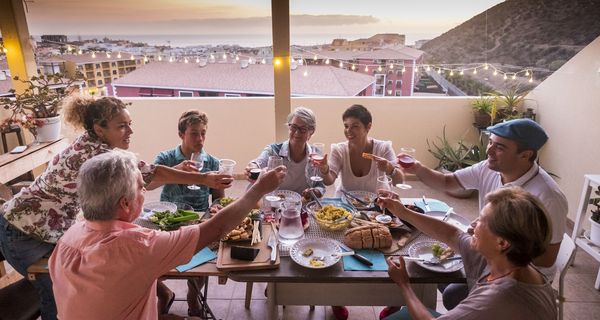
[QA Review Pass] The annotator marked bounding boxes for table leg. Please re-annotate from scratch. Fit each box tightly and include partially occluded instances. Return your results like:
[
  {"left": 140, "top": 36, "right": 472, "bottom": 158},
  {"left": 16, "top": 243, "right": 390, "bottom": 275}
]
[
  {"left": 245, "top": 281, "right": 253, "bottom": 309},
  {"left": 267, "top": 282, "right": 278, "bottom": 320}
]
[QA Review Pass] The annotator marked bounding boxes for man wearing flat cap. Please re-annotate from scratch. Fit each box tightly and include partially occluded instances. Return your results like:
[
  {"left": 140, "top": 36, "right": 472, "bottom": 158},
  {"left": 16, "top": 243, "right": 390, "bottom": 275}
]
[{"left": 398, "top": 118, "right": 567, "bottom": 310}]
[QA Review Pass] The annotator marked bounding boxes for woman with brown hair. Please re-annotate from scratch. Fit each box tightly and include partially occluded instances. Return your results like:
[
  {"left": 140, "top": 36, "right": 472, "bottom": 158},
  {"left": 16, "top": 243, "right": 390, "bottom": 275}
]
[
  {"left": 0, "top": 97, "right": 233, "bottom": 320},
  {"left": 379, "top": 186, "right": 556, "bottom": 319}
]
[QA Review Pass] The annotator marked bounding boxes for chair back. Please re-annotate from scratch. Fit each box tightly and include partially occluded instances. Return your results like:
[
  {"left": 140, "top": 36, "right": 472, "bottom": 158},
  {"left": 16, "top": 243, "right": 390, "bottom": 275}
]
[{"left": 556, "top": 233, "right": 576, "bottom": 320}]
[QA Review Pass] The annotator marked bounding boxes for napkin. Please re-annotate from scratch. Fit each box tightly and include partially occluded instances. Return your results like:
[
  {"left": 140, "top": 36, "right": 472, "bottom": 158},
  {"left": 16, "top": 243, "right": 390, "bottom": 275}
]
[
  {"left": 406, "top": 198, "right": 451, "bottom": 212},
  {"left": 176, "top": 247, "right": 217, "bottom": 272},
  {"left": 342, "top": 250, "right": 387, "bottom": 271}
]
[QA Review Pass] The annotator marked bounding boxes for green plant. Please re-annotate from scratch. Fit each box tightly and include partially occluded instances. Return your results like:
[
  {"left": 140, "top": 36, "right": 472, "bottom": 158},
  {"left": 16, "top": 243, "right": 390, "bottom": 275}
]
[
  {"left": 491, "top": 86, "right": 530, "bottom": 122},
  {"left": 427, "top": 127, "right": 487, "bottom": 172},
  {"left": 471, "top": 95, "right": 493, "bottom": 113},
  {"left": 1, "top": 74, "right": 80, "bottom": 119},
  {"left": 590, "top": 186, "right": 600, "bottom": 223}
]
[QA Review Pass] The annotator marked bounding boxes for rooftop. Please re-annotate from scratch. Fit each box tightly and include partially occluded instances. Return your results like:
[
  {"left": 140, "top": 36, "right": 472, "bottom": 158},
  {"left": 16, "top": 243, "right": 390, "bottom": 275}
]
[{"left": 113, "top": 62, "right": 375, "bottom": 96}]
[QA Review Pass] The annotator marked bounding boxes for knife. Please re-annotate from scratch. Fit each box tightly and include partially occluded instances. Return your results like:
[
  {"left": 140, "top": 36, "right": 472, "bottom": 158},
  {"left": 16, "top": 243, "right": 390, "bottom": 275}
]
[
  {"left": 341, "top": 190, "right": 370, "bottom": 206},
  {"left": 442, "top": 207, "right": 454, "bottom": 222},
  {"left": 422, "top": 196, "right": 431, "bottom": 212},
  {"left": 337, "top": 241, "right": 373, "bottom": 266},
  {"left": 267, "top": 226, "right": 278, "bottom": 263}
]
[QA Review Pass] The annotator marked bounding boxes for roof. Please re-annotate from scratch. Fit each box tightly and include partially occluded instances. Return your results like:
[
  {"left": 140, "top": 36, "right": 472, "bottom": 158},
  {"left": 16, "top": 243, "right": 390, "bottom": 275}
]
[
  {"left": 113, "top": 62, "right": 374, "bottom": 96},
  {"left": 291, "top": 47, "right": 423, "bottom": 61},
  {"left": 58, "top": 53, "right": 139, "bottom": 64}
]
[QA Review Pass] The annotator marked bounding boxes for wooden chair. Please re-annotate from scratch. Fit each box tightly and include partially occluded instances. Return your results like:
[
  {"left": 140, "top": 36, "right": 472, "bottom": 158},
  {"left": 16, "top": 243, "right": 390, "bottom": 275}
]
[{"left": 556, "top": 233, "right": 577, "bottom": 320}]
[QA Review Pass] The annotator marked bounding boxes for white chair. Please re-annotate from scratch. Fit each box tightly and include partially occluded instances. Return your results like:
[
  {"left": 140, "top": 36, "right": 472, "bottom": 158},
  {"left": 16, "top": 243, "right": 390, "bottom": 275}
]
[{"left": 555, "top": 233, "right": 576, "bottom": 320}]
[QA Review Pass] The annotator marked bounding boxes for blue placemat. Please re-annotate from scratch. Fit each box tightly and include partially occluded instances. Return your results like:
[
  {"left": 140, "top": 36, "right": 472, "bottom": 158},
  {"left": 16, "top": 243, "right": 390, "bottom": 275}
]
[
  {"left": 404, "top": 198, "right": 450, "bottom": 212},
  {"left": 176, "top": 247, "right": 217, "bottom": 272},
  {"left": 342, "top": 250, "right": 387, "bottom": 271}
]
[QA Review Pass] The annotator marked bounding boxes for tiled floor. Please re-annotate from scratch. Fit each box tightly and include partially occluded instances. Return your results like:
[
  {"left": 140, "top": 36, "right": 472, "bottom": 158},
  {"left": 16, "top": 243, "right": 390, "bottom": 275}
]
[{"left": 146, "top": 180, "right": 600, "bottom": 319}]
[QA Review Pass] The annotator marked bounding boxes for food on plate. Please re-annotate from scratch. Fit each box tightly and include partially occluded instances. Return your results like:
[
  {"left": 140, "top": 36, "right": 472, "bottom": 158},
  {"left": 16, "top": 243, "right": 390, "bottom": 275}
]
[
  {"left": 302, "top": 248, "right": 314, "bottom": 257},
  {"left": 375, "top": 214, "right": 392, "bottom": 224},
  {"left": 315, "top": 205, "right": 352, "bottom": 222},
  {"left": 149, "top": 209, "right": 200, "bottom": 231},
  {"left": 219, "top": 197, "right": 236, "bottom": 207},
  {"left": 301, "top": 188, "right": 323, "bottom": 204},
  {"left": 309, "top": 258, "right": 325, "bottom": 267},
  {"left": 348, "top": 195, "right": 373, "bottom": 208},
  {"left": 431, "top": 243, "right": 455, "bottom": 261},
  {"left": 361, "top": 152, "right": 374, "bottom": 160},
  {"left": 222, "top": 217, "right": 254, "bottom": 241},
  {"left": 343, "top": 225, "right": 393, "bottom": 249}
]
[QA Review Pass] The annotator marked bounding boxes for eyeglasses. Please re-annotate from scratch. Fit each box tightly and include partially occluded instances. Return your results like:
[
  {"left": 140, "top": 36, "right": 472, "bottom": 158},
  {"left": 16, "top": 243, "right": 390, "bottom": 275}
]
[{"left": 288, "top": 123, "right": 311, "bottom": 134}]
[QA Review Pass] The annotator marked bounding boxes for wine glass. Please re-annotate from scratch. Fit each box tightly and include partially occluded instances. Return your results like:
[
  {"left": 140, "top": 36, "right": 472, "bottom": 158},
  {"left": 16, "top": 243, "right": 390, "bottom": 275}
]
[
  {"left": 267, "top": 155, "right": 283, "bottom": 170},
  {"left": 187, "top": 151, "right": 204, "bottom": 190},
  {"left": 396, "top": 147, "right": 415, "bottom": 190},
  {"left": 309, "top": 143, "right": 325, "bottom": 187}
]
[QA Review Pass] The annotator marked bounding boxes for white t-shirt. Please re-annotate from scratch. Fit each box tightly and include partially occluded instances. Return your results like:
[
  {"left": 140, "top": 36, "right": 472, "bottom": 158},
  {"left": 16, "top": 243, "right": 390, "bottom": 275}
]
[
  {"left": 329, "top": 139, "right": 396, "bottom": 196},
  {"left": 454, "top": 160, "right": 568, "bottom": 279}
]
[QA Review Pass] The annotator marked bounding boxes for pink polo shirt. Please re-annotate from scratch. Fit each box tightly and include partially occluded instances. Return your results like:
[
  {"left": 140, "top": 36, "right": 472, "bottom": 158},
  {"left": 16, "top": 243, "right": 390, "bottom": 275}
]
[{"left": 49, "top": 219, "right": 199, "bottom": 320}]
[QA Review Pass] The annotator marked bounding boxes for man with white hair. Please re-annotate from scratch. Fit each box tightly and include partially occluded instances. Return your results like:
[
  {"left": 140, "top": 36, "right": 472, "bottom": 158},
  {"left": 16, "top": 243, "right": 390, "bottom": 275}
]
[{"left": 49, "top": 150, "right": 286, "bottom": 320}]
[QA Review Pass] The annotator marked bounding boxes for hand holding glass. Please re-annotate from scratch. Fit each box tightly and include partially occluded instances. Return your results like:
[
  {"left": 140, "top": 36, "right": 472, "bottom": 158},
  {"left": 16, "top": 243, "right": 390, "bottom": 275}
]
[{"left": 267, "top": 156, "right": 283, "bottom": 170}]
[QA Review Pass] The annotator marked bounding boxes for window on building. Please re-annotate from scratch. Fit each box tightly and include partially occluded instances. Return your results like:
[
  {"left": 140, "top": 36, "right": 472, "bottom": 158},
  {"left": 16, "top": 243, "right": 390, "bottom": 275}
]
[
  {"left": 95, "top": 64, "right": 101, "bottom": 68},
  {"left": 179, "top": 91, "right": 194, "bottom": 97},
  {"left": 395, "top": 80, "right": 402, "bottom": 90},
  {"left": 96, "top": 72, "right": 101, "bottom": 77},
  {"left": 97, "top": 79, "right": 103, "bottom": 85},
  {"left": 112, "top": 70, "right": 117, "bottom": 75},
  {"left": 224, "top": 93, "right": 241, "bottom": 97}
]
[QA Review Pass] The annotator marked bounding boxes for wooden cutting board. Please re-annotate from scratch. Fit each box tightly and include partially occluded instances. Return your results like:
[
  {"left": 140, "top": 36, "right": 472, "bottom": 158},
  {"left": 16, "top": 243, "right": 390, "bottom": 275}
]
[{"left": 216, "top": 222, "right": 280, "bottom": 271}]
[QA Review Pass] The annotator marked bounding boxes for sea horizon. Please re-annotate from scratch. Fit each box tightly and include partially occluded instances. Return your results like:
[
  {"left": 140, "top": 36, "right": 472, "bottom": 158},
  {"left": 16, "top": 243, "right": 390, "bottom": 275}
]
[{"left": 32, "top": 33, "right": 439, "bottom": 48}]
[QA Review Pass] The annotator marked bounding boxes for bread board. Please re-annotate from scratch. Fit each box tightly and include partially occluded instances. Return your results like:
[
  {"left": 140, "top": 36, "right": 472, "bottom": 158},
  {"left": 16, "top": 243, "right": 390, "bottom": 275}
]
[{"left": 216, "top": 222, "right": 280, "bottom": 271}]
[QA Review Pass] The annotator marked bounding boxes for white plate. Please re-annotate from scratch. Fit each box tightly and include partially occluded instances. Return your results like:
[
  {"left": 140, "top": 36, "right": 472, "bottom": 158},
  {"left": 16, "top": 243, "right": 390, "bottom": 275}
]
[
  {"left": 267, "top": 190, "right": 302, "bottom": 202},
  {"left": 343, "top": 191, "right": 377, "bottom": 210},
  {"left": 408, "top": 240, "right": 463, "bottom": 273},
  {"left": 290, "top": 238, "right": 342, "bottom": 269},
  {"left": 424, "top": 211, "right": 471, "bottom": 232},
  {"left": 142, "top": 201, "right": 177, "bottom": 220}
]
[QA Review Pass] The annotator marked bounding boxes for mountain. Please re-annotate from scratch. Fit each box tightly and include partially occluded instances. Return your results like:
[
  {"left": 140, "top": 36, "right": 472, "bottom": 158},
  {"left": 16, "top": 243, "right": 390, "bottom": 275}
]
[{"left": 420, "top": 0, "right": 600, "bottom": 71}]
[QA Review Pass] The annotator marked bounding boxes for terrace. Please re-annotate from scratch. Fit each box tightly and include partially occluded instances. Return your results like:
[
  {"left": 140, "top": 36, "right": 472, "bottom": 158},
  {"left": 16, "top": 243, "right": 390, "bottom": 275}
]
[{"left": 1, "top": 0, "right": 600, "bottom": 319}]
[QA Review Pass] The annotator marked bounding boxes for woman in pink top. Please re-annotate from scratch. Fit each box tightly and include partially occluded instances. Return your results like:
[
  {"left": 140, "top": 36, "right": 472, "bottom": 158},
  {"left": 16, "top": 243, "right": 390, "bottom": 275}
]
[
  {"left": 48, "top": 151, "right": 286, "bottom": 320},
  {"left": 0, "top": 97, "right": 233, "bottom": 320}
]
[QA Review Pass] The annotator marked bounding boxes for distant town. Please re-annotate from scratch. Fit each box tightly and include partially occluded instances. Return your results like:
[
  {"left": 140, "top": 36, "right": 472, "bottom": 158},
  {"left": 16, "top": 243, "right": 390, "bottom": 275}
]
[{"left": 0, "top": 33, "right": 463, "bottom": 99}]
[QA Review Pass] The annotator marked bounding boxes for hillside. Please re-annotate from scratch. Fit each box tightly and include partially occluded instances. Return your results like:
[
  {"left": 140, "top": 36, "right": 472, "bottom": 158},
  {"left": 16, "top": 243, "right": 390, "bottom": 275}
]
[{"left": 421, "top": 0, "right": 600, "bottom": 72}]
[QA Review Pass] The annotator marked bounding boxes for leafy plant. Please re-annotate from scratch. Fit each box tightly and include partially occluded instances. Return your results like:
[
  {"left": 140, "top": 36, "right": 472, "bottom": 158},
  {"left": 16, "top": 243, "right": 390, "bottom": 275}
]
[
  {"left": 1, "top": 74, "right": 81, "bottom": 119},
  {"left": 427, "top": 127, "right": 487, "bottom": 172},
  {"left": 471, "top": 95, "right": 493, "bottom": 113},
  {"left": 491, "top": 86, "right": 530, "bottom": 123}
]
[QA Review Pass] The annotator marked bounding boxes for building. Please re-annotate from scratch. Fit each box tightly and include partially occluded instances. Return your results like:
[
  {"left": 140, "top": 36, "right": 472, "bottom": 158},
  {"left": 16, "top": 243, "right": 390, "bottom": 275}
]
[
  {"left": 0, "top": 60, "right": 12, "bottom": 97},
  {"left": 58, "top": 53, "right": 145, "bottom": 96},
  {"left": 112, "top": 62, "right": 374, "bottom": 97},
  {"left": 41, "top": 35, "right": 68, "bottom": 43},
  {"left": 297, "top": 46, "right": 424, "bottom": 96},
  {"left": 414, "top": 39, "right": 430, "bottom": 49},
  {"left": 327, "top": 33, "right": 406, "bottom": 51}
]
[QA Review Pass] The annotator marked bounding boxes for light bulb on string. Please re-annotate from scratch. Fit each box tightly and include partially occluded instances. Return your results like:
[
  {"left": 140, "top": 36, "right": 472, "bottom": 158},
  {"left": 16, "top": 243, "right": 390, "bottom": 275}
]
[
  {"left": 450, "top": 70, "right": 454, "bottom": 76},
  {"left": 248, "top": 58, "right": 253, "bottom": 64},
  {"left": 313, "top": 54, "right": 317, "bottom": 61},
  {"left": 378, "top": 65, "right": 382, "bottom": 72},
  {"left": 261, "top": 58, "right": 266, "bottom": 64},
  {"left": 529, "top": 77, "right": 533, "bottom": 83},
  {"left": 158, "top": 55, "right": 162, "bottom": 61},
  {"left": 91, "top": 52, "right": 96, "bottom": 58},
  {"left": 130, "top": 54, "right": 135, "bottom": 61},
  {"left": 503, "top": 74, "right": 508, "bottom": 80},
  {"left": 493, "top": 70, "right": 498, "bottom": 76},
  {"left": 459, "top": 70, "right": 464, "bottom": 76},
  {"left": 325, "top": 58, "right": 330, "bottom": 64},
  {"left": 473, "top": 69, "right": 477, "bottom": 75},
  {"left": 222, "top": 53, "right": 227, "bottom": 60},
  {"left": 351, "top": 64, "right": 356, "bottom": 71},
  {"left": 484, "top": 63, "right": 489, "bottom": 70},
  {"left": 339, "top": 61, "right": 343, "bottom": 68},
  {"left": 144, "top": 56, "right": 148, "bottom": 63},
  {"left": 169, "top": 56, "right": 173, "bottom": 63},
  {"left": 235, "top": 55, "right": 239, "bottom": 61},
  {"left": 401, "top": 66, "right": 406, "bottom": 73},
  {"left": 303, "top": 70, "right": 308, "bottom": 77},
  {"left": 365, "top": 65, "right": 369, "bottom": 72},
  {"left": 78, "top": 49, "right": 83, "bottom": 55},
  {"left": 106, "top": 52, "right": 111, "bottom": 58},
  {"left": 426, "top": 65, "right": 431, "bottom": 71},
  {"left": 196, "top": 57, "right": 200, "bottom": 63},
  {"left": 389, "top": 63, "right": 394, "bottom": 69},
  {"left": 67, "top": 45, "right": 72, "bottom": 52},
  {"left": 511, "top": 74, "right": 516, "bottom": 80},
  {"left": 184, "top": 57, "right": 189, "bottom": 64},
  {"left": 117, "top": 52, "right": 122, "bottom": 59},
  {"left": 525, "top": 70, "right": 530, "bottom": 77},
  {"left": 437, "top": 68, "right": 441, "bottom": 74}
]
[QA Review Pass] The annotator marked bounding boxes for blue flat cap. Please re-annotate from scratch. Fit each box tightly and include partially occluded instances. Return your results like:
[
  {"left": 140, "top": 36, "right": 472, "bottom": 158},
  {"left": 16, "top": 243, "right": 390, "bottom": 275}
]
[{"left": 487, "top": 119, "right": 548, "bottom": 151}]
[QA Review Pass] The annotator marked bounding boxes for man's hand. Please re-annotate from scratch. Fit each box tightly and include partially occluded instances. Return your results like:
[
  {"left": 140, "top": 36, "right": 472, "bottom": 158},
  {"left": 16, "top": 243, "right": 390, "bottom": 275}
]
[
  {"left": 387, "top": 256, "right": 410, "bottom": 288},
  {"left": 250, "top": 165, "right": 287, "bottom": 195},
  {"left": 396, "top": 153, "right": 422, "bottom": 175},
  {"left": 376, "top": 190, "right": 404, "bottom": 214},
  {"left": 175, "top": 160, "right": 199, "bottom": 172},
  {"left": 201, "top": 172, "right": 234, "bottom": 189}
]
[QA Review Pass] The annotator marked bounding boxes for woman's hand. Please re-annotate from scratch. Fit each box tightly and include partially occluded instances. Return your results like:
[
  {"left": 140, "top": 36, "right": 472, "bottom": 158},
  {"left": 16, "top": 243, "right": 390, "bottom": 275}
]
[
  {"left": 174, "top": 160, "right": 199, "bottom": 172},
  {"left": 312, "top": 154, "right": 329, "bottom": 175},
  {"left": 244, "top": 163, "right": 260, "bottom": 182},
  {"left": 387, "top": 256, "right": 410, "bottom": 288},
  {"left": 372, "top": 155, "right": 394, "bottom": 175}
]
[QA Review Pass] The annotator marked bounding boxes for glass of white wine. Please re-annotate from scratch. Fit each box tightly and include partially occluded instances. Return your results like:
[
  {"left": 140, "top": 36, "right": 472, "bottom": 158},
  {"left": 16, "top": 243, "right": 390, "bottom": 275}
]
[{"left": 187, "top": 151, "right": 204, "bottom": 190}]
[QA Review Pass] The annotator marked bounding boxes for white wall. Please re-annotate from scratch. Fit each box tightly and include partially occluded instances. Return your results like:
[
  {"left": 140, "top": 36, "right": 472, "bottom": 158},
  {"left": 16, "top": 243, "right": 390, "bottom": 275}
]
[{"left": 528, "top": 35, "right": 600, "bottom": 222}]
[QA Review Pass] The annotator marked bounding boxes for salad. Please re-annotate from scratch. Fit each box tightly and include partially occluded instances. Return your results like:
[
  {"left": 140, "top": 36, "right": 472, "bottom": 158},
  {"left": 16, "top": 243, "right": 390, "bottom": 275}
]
[{"left": 149, "top": 209, "right": 200, "bottom": 230}]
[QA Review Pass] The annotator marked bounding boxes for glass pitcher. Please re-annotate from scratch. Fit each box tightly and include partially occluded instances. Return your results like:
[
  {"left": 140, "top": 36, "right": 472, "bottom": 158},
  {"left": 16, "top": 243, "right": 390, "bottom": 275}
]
[{"left": 277, "top": 199, "right": 304, "bottom": 245}]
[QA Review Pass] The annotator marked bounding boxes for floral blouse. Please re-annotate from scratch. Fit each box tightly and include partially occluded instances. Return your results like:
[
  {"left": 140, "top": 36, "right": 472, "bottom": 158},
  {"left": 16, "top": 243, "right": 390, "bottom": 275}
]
[{"left": 1, "top": 132, "right": 155, "bottom": 243}]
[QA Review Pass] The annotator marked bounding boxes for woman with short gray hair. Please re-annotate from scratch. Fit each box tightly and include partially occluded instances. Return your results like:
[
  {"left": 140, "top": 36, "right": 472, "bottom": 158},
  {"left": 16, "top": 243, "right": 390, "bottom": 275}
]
[{"left": 245, "top": 106, "right": 324, "bottom": 196}]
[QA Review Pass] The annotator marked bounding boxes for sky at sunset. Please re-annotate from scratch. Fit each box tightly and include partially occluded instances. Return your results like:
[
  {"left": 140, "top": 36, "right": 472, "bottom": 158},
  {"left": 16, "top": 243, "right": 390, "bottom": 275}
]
[{"left": 22, "top": 0, "right": 504, "bottom": 45}]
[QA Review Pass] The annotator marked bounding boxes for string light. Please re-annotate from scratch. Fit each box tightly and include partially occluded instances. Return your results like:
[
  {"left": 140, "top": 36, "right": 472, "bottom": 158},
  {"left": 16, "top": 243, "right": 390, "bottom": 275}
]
[
  {"left": 449, "top": 70, "right": 454, "bottom": 76},
  {"left": 493, "top": 70, "right": 498, "bottom": 76},
  {"left": 222, "top": 53, "right": 227, "bottom": 60},
  {"left": 459, "top": 70, "right": 464, "bottom": 76},
  {"left": 91, "top": 52, "right": 96, "bottom": 58},
  {"left": 106, "top": 52, "right": 111, "bottom": 58},
  {"left": 437, "top": 69, "right": 441, "bottom": 74},
  {"left": 473, "top": 69, "right": 477, "bottom": 75},
  {"left": 339, "top": 61, "right": 343, "bottom": 68},
  {"left": 67, "top": 45, "right": 72, "bottom": 52},
  {"left": 484, "top": 63, "right": 489, "bottom": 70},
  {"left": 169, "top": 56, "right": 173, "bottom": 63},
  {"left": 158, "top": 55, "right": 162, "bottom": 61},
  {"left": 351, "top": 64, "right": 356, "bottom": 71},
  {"left": 78, "top": 49, "right": 83, "bottom": 55},
  {"left": 377, "top": 65, "right": 382, "bottom": 72},
  {"left": 503, "top": 74, "right": 508, "bottom": 80},
  {"left": 325, "top": 58, "right": 330, "bottom": 65},
  {"left": 389, "top": 64, "right": 394, "bottom": 69},
  {"left": 313, "top": 55, "right": 317, "bottom": 61},
  {"left": 303, "top": 70, "right": 308, "bottom": 77},
  {"left": 525, "top": 70, "right": 530, "bottom": 77},
  {"left": 401, "top": 66, "right": 406, "bottom": 73},
  {"left": 117, "top": 52, "right": 122, "bottom": 59},
  {"left": 196, "top": 57, "right": 200, "bottom": 63},
  {"left": 426, "top": 65, "right": 431, "bottom": 71},
  {"left": 184, "top": 57, "right": 188, "bottom": 63},
  {"left": 261, "top": 58, "right": 266, "bottom": 64},
  {"left": 130, "top": 54, "right": 135, "bottom": 61},
  {"left": 529, "top": 77, "right": 533, "bottom": 83}
]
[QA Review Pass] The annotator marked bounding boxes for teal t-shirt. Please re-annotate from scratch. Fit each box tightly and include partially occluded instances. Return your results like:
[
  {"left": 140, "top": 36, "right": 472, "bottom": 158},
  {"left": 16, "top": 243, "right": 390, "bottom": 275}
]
[{"left": 154, "top": 146, "right": 219, "bottom": 212}]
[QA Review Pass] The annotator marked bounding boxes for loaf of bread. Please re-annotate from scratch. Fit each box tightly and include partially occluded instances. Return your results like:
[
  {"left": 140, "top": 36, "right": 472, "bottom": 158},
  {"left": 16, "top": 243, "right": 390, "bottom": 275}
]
[{"left": 343, "top": 225, "right": 393, "bottom": 249}]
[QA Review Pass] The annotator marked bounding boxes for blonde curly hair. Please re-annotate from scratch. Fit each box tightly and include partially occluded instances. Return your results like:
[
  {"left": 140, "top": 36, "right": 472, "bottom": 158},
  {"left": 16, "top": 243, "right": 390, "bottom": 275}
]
[{"left": 64, "top": 97, "right": 129, "bottom": 138}]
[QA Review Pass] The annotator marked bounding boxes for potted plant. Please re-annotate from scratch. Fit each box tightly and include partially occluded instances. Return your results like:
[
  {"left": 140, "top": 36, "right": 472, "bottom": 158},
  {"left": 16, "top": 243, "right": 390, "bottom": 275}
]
[
  {"left": 0, "top": 73, "right": 81, "bottom": 143},
  {"left": 589, "top": 187, "right": 600, "bottom": 245},
  {"left": 491, "top": 86, "right": 530, "bottom": 123},
  {"left": 427, "top": 127, "right": 487, "bottom": 198},
  {"left": 471, "top": 95, "right": 493, "bottom": 129}
]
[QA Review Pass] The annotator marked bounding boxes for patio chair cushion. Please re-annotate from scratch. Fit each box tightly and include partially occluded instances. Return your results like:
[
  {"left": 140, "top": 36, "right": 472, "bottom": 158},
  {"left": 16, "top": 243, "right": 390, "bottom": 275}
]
[{"left": 0, "top": 277, "right": 41, "bottom": 320}]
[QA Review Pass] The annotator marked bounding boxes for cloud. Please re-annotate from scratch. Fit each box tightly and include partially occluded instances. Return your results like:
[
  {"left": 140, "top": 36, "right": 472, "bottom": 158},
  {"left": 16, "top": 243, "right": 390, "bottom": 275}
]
[{"left": 291, "top": 14, "right": 379, "bottom": 26}]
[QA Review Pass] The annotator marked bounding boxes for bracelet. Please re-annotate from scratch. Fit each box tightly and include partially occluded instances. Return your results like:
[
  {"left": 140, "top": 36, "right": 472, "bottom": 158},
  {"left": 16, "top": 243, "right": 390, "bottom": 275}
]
[{"left": 388, "top": 166, "right": 396, "bottom": 176}]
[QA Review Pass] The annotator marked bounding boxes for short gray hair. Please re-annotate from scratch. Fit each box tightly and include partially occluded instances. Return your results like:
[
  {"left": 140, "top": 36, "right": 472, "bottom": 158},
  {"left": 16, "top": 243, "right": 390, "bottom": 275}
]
[
  {"left": 78, "top": 150, "right": 140, "bottom": 221},
  {"left": 286, "top": 106, "right": 316, "bottom": 131}
]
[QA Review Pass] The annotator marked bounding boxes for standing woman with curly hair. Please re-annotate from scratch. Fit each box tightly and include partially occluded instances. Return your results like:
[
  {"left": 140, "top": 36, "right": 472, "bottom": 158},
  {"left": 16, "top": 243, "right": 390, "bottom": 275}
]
[{"left": 0, "top": 97, "right": 233, "bottom": 320}]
